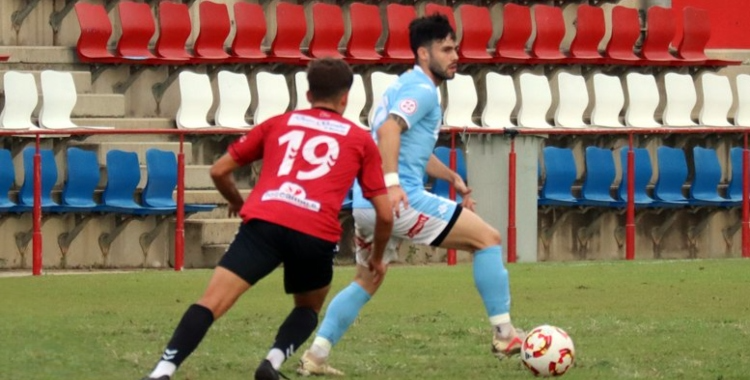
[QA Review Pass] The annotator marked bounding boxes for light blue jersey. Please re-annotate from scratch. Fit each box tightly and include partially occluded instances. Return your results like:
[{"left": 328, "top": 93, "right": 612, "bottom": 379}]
[{"left": 353, "top": 66, "right": 442, "bottom": 208}]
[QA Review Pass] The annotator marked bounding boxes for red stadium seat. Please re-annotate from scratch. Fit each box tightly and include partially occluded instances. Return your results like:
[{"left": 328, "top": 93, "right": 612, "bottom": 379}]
[
  {"left": 531, "top": 5, "right": 566, "bottom": 61},
  {"left": 383, "top": 4, "right": 416, "bottom": 63},
  {"left": 569, "top": 5, "right": 605, "bottom": 61},
  {"left": 676, "top": 6, "right": 709, "bottom": 62},
  {"left": 116, "top": 1, "right": 157, "bottom": 60},
  {"left": 641, "top": 6, "right": 676, "bottom": 62},
  {"left": 604, "top": 6, "right": 640, "bottom": 62},
  {"left": 268, "top": 2, "right": 308, "bottom": 63},
  {"left": 231, "top": 2, "right": 267, "bottom": 61},
  {"left": 494, "top": 3, "right": 531, "bottom": 60},
  {"left": 309, "top": 3, "right": 345, "bottom": 59},
  {"left": 193, "top": 1, "right": 231, "bottom": 60},
  {"left": 74, "top": 2, "right": 117, "bottom": 62},
  {"left": 424, "top": 3, "right": 456, "bottom": 31},
  {"left": 345, "top": 3, "right": 383, "bottom": 62},
  {"left": 155, "top": 2, "right": 193, "bottom": 61},
  {"left": 457, "top": 4, "right": 493, "bottom": 62}
]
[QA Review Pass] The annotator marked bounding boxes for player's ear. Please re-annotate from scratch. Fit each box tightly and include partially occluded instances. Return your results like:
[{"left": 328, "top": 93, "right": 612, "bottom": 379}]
[
  {"left": 340, "top": 91, "right": 349, "bottom": 110},
  {"left": 417, "top": 45, "right": 429, "bottom": 62},
  {"left": 306, "top": 90, "right": 313, "bottom": 105}
]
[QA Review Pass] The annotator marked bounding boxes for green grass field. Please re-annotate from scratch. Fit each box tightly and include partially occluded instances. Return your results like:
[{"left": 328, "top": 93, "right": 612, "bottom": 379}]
[{"left": 2, "top": 259, "right": 749, "bottom": 380}]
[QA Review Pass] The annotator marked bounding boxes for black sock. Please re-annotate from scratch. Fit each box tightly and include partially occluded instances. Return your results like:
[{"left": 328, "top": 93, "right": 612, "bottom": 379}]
[
  {"left": 271, "top": 307, "right": 318, "bottom": 359},
  {"left": 159, "top": 303, "right": 215, "bottom": 367}
]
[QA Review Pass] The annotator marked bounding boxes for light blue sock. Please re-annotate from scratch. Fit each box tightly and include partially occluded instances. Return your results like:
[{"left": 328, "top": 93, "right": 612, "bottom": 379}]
[
  {"left": 317, "top": 282, "right": 371, "bottom": 346},
  {"left": 473, "top": 246, "right": 511, "bottom": 318}
]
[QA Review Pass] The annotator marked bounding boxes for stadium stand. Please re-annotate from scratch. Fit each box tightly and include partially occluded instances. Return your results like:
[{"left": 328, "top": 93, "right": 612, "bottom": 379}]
[
  {"left": 175, "top": 71, "right": 213, "bottom": 129},
  {"left": 444, "top": 73, "right": 480, "bottom": 128},
  {"left": 481, "top": 72, "right": 516, "bottom": 129},
  {"left": 215, "top": 71, "right": 252, "bottom": 129},
  {"left": 0, "top": 71, "right": 39, "bottom": 130},
  {"left": 569, "top": 5, "right": 606, "bottom": 61},
  {"left": 591, "top": 73, "right": 626, "bottom": 128},
  {"left": 663, "top": 72, "right": 698, "bottom": 127},
  {"left": 624, "top": 73, "right": 661, "bottom": 128},
  {"left": 699, "top": 73, "right": 733, "bottom": 127},
  {"left": 518, "top": 72, "right": 554, "bottom": 129},
  {"left": 554, "top": 72, "right": 589, "bottom": 129}
]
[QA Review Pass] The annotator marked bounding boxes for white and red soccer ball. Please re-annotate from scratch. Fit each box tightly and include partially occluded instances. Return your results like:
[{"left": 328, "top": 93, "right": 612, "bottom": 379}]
[{"left": 521, "top": 325, "right": 575, "bottom": 377}]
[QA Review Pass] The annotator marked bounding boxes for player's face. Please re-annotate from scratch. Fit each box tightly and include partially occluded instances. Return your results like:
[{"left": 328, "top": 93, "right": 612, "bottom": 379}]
[{"left": 427, "top": 37, "right": 458, "bottom": 82}]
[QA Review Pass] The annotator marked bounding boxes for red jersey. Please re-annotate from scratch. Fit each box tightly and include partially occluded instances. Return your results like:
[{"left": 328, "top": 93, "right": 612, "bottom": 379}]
[{"left": 228, "top": 108, "right": 387, "bottom": 242}]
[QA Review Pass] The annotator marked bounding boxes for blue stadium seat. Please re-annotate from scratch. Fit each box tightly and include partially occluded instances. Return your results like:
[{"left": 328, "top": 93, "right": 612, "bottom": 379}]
[
  {"left": 539, "top": 147, "right": 579, "bottom": 206},
  {"left": 690, "top": 147, "right": 733, "bottom": 207},
  {"left": 580, "top": 147, "right": 624, "bottom": 207},
  {"left": 0, "top": 149, "right": 29, "bottom": 213},
  {"left": 101, "top": 150, "right": 173, "bottom": 215},
  {"left": 653, "top": 146, "right": 690, "bottom": 206},
  {"left": 431, "top": 146, "right": 466, "bottom": 203},
  {"left": 727, "top": 147, "right": 744, "bottom": 204},
  {"left": 618, "top": 148, "right": 655, "bottom": 207},
  {"left": 143, "top": 149, "right": 216, "bottom": 213},
  {"left": 58, "top": 147, "right": 101, "bottom": 212},
  {"left": 17, "top": 148, "right": 61, "bottom": 211}
]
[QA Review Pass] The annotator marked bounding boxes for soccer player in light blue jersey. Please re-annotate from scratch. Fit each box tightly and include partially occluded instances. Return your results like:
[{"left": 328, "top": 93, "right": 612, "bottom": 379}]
[{"left": 298, "top": 14, "right": 525, "bottom": 376}]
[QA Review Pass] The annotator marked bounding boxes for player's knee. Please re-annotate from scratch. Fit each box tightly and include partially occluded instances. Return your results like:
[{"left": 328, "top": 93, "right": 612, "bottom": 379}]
[{"left": 477, "top": 226, "right": 502, "bottom": 249}]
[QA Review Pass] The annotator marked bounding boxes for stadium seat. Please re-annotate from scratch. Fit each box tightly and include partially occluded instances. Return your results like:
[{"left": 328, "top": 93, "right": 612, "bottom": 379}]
[
  {"left": 456, "top": 4, "right": 493, "bottom": 62},
  {"left": 155, "top": 2, "right": 193, "bottom": 61},
  {"left": 580, "top": 147, "right": 623, "bottom": 207},
  {"left": 690, "top": 147, "right": 733, "bottom": 206},
  {"left": 735, "top": 74, "right": 750, "bottom": 127},
  {"left": 539, "top": 147, "right": 579, "bottom": 206},
  {"left": 431, "top": 147, "right": 465, "bottom": 202},
  {"left": 663, "top": 73, "right": 698, "bottom": 127},
  {"left": 445, "top": 73, "right": 480, "bottom": 128},
  {"left": 101, "top": 150, "right": 173, "bottom": 215},
  {"left": 653, "top": 146, "right": 690, "bottom": 206},
  {"left": 59, "top": 147, "right": 101, "bottom": 211},
  {"left": 142, "top": 149, "right": 216, "bottom": 213},
  {"left": 309, "top": 3, "right": 345, "bottom": 59},
  {"left": 294, "top": 71, "right": 311, "bottom": 110},
  {"left": 424, "top": 3, "right": 456, "bottom": 30},
  {"left": 0, "top": 149, "right": 28, "bottom": 212},
  {"left": 17, "top": 148, "right": 60, "bottom": 210},
  {"left": 230, "top": 2, "right": 267, "bottom": 61},
  {"left": 676, "top": 6, "right": 709, "bottom": 62},
  {"left": 641, "top": 6, "right": 676, "bottom": 62},
  {"left": 531, "top": 5, "right": 566, "bottom": 61},
  {"left": 591, "top": 73, "right": 625, "bottom": 128},
  {"left": 518, "top": 73, "right": 553, "bottom": 129},
  {"left": 40, "top": 71, "right": 112, "bottom": 130},
  {"left": 269, "top": 2, "right": 308, "bottom": 63},
  {"left": 0, "top": 71, "right": 39, "bottom": 130},
  {"left": 569, "top": 5, "right": 605, "bottom": 61},
  {"left": 176, "top": 71, "right": 212, "bottom": 129},
  {"left": 495, "top": 3, "right": 532, "bottom": 60},
  {"left": 345, "top": 3, "right": 383, "bottom": 62},
  {"left": 554, "top": 72, "right": 588, "bottom": 129},
  {"left": 618, "top": 148, "right": 655, "bottom": 207},
  {"left": 343, "top": 74, "right": 368, "bottom": 129},
  {"left": 727, "top": 147, "right": 745, "bottom": 203},
  {"left": 254, "top": 72, "right": 290, "bottom": 125},
  {"left": 604, "top": 6, "right": 640, "bottom": 62},
  {"left": 383, "top": 4, "right": 417, "bottom": 63},
  {"left": 193, "top": 1, "right": 231, "bottom": 60},
  {"left": 699, "top": 73, "right": 733, "bottom": 127},
  {"left": 215, "top": 71, "right": 252, "bottom": 129},
  {"left": 74, "top": 2, "right": 117, "bottom": 63},
  {"left": 367, "top": 71, "right": 398, "bottom": 126},
  {"left": 116, "top": 1, "right": 157, "bottom": 60},
  {"left": 625, "top": 73, "right": 660, "bottom": 128},
  {"left": 482, "top": 72, "right": 516, "bottom": 129}
]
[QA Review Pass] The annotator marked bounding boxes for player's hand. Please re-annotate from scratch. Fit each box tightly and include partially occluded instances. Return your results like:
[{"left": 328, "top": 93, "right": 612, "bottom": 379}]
[
  {"left": 227, "top": 201, "right": 242, "bottom": 218},
  {"left": 368, "top": 258, "right": 386, "bottom": 287},
  {"left": 461, "top": 194, "right": 477, "bottom": 212},
  {"left": 452, "top": 176, "right": 472, "bottom": 198},
  {"left": 388, "top": 185, "right": 409, "bottom": 218}
]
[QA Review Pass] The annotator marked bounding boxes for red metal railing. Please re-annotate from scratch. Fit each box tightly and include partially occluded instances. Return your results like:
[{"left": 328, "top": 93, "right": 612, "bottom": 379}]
[{"left": 442, "top": 126, "right": 750, "bottom": 263}]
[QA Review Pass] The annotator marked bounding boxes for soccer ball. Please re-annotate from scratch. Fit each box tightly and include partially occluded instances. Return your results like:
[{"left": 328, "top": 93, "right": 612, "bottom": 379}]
[{"left": 521, "top": 325, "right": 575, "bottom": 377}]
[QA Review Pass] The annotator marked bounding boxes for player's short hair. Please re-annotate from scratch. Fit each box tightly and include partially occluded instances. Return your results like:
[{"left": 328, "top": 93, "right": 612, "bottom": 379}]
[
  {"left": 306, "top": 58, "right": 354, "bottom": 103},
  {"left": 409, "top": 14, "right": 456, "bottom": 57}
]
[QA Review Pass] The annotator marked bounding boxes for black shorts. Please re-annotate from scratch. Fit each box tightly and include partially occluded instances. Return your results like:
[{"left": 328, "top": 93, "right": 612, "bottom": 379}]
[{"left": 218, "top": 219, "right": 337, "bottom": 294}]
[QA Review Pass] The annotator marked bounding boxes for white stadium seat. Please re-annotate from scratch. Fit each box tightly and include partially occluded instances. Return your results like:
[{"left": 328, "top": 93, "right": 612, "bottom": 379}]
[
  {"left": 444, "top": 73, "right": 481, "bottom": 128},
  {"left": 215, "top": 70, "right": 252, "bottom": 129},
  {"left": 482, "top": 72, "right": 516, "bottom": 129},
  {"left": 0, "top": 71, "right": 39, "bottom": 130},
  {"left": 554, "top": 71, "right": 588, "bottom": 129},
  {"left": 699, "top": 72, "right": 732, "bottom": 127},
  {"left": 518, "top": 72, "right": 553, "bottom": 129},
  {"left": 176, "top": 71, "right": 212, "bottom": 129},
  {"left": 625, "top": 72, "right": 660, "bottom": 128},
  {"left": 663, "top": 72, "right": 697, "bottom": 127},
  {"left": 591, "top": 73, "right": 625, "bottom": 128},
  {"left": 255, "top": 71, "right": 290, "bottom": 125}
]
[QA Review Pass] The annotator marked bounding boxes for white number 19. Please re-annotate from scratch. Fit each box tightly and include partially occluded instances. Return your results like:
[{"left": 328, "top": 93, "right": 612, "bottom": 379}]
[{"left": 277, "top": 130, "right": 339, "bottom": 180}]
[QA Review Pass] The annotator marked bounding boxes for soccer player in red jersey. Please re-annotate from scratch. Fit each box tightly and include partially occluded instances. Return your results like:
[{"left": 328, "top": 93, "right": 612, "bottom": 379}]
[{"left": 141, "top": 58, "right": 393, "bottom": 380}]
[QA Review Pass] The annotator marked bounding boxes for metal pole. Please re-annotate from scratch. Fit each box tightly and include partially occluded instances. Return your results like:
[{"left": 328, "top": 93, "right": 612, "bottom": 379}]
[
  {"left": 32, "top": 134, "right": 42, "bottom": 275},
  {"left": 175, "top": 134, "right": 186, "bottom": 271},
  {"left": 447, "top": 131, "right": 457, "bottom": 266},
  {"left": 626, "top": 134, "right": 636, "bottom": 260},
  {"left": 507, "top": 136, "right": 517, "bottom": 263},
  {"left": 743, "top": 133, "right": 750, "bottom": 258}
]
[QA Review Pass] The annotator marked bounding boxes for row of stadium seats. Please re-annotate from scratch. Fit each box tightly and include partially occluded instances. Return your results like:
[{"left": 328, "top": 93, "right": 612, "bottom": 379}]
[
  {"left": 170, "top": 68, "right": 750, "bottom": 131},
  {"left": 540, "top": 146, "right": 745, "bottom": 208},
  {"left": 73, "top": 1, "right": 734, "bottom": 67},
  {"left": 0, "top": 147, "right": 215, "bottom": 215}
]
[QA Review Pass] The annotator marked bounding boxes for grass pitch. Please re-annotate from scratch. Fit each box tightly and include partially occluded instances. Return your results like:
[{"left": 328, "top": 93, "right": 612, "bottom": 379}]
[{"left": 1, "top": 259, "right": 749, "bottom": 380}]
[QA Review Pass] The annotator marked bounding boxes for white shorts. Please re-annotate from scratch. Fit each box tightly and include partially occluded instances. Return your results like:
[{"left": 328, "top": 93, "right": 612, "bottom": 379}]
[{"left": 353, "top": 190, "right": 461, "bottom": 266}]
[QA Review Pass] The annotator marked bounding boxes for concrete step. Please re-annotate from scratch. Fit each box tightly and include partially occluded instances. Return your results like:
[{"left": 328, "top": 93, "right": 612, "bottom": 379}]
[
  {"left": 71, "top": 118, "right": 175, "bottom": 130},
  {"left": 28, "top": 94, "right": 126, "bottom": 118},
  {"left": 201, "top": 244, "right": 228, "bottom": 267},
  {"left": 1, "top": 46, "right": 77, "bottom": 64},
  {"left": 0, "top": 70, "right": 92, "bottom": 93},
  {"left": 183, "top": 218, "right": 241, "bottom": 268}
]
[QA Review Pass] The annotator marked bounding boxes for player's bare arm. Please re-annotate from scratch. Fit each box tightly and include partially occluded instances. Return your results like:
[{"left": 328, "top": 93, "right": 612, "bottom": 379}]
[
  {"left": 426, "top": 154, "right": 475, "bottom": 210},
  {"left": 377, "top": 114, "right": 410, "bottom": 216},
  {"left": 210, "top": 154, "right": 245, "bottom": 217}
]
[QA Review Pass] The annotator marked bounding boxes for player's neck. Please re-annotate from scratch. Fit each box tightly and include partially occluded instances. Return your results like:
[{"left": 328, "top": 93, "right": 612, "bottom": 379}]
[
  {"left": 310, "top": 102, "right": 342, "bottom": 115},
  {"left": 415, "top": 63, "right": 443, "bottom": 87}
]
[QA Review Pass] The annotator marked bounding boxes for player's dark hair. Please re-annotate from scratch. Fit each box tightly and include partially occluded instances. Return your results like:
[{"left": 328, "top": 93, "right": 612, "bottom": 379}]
[
  {"left": 306, "top": 58, "right": 354, "bottom": 103},
  {"left": 409, "top": 14, "right": 456, "bottom": 58}
]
